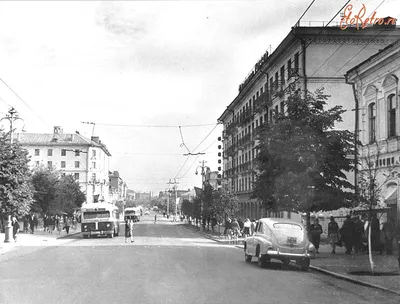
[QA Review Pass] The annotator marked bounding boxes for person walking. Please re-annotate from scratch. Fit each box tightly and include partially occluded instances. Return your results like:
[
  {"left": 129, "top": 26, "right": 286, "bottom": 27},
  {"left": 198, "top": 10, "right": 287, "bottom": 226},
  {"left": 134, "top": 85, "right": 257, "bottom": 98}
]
[
  {"left": 340, "top": 215, "right": 355, "bottom": 254},
  {"left": 154, "top": 214, "right": 157, "bottom": 224},
  {"left": 243, "top": 218, "right": 251, "bottom": 238},
  {"left": 382, "top": 217, "right": 396, "bottom": 255},
  {"left": 125, "top": 219, "right": 134, "bottom": 243},
  {"left": 29, "top": 213, "right": 35, "bottom": 234},
  {"left": 12, "top": 216, "right": 20, "bottom": 242},
  {"left": 310, "top": 218, "right": 323, "bottom": 253},
  {"left": 328, "top": 216, "right": 339, "bottom": 254},
  {"left": 353, "top": 216, "right": 365, "bottom": 253}
]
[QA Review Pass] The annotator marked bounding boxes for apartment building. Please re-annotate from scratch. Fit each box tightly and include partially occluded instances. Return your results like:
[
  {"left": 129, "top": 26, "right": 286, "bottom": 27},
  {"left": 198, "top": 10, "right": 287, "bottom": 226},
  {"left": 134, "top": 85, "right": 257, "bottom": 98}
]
[
  {"left": 14, "top": 126, "right": 112, "bottom": 204},
  {"left": 346, "top": 39, "right": 400, "bottom": 223},
  {"left": 218, "top": 23, "right": 400, "bottom": 221},
  {"left": 109, "top": 171, "right": 128, "bottom": 205}
]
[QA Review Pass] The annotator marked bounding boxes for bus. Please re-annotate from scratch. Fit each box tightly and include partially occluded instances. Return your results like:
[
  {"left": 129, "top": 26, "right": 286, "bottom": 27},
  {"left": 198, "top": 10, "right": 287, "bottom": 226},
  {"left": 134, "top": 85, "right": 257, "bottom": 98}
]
[
  {"left": 81, "top": 203, "right": 120, "bottom": 238},
  {"left": 124, "top": 207, "right": 141, "bottom": 222}
]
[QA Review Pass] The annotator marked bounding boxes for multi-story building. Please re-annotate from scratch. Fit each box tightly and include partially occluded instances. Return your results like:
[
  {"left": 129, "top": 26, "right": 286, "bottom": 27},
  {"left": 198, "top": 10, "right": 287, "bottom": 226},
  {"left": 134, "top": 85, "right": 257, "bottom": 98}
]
[
  {"left": 204, "top": 168, "right": 220, "bottom": 191},
  {"left": 109, "top": 171, "right": 127, "bottom": 205},
  {"left": 346, "top": 39, "right": 400, "bottom": 223},
  {"left": 14, "top": 126, "right": 112, "bottom": 204},
  {"left": 218, "top": 23, "right": 400, "bottom": 221}
]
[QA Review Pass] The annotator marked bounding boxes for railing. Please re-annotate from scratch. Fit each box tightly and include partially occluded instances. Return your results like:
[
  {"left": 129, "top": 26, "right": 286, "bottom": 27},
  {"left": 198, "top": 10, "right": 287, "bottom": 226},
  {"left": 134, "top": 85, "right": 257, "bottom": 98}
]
[
  {"left": 225, "top": 122, "right": 237, "bottom": 135},
  {"left": 254, "top": 91, "right": 271, "bottom": 113},
  {"left": 239, "top": 107, "right": 252, "bottom": 126}
]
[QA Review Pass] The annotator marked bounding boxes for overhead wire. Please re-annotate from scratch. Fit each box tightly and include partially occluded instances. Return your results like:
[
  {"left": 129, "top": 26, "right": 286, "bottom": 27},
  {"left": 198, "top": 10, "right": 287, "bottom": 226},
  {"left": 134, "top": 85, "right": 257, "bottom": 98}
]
[
  {"left": 0, "top": 77, "right": 50, "bottom": 126},
  {"left": 94, "top": 122, "right": 216, "bottom": 128}
]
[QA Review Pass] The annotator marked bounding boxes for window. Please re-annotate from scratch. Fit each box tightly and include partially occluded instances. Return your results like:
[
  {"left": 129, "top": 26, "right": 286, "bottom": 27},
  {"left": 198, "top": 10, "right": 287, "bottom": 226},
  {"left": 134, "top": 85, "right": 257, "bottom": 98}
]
[
  {"left": 92, "top": 173, "right": 96, "bottom": 181},
  {"left": 47, "top": 149, "right": 53, "bottom": 156},
  {"left": 75, "top": 161, "right": 80, "bottom": 168},
  {"left": 260, "top": 117, "right": 263, "bottom": 125},
  {"left": 269, "top": 77, "right": 273, "bottom": 92},
  {"left": 287, "top": 59, "right": 292, "bottom": 78},
  {"left": 280, "top": 65, "right": 285, "bottom": 84},
  {"left": 369, "top": 103, "right": 376, "bottom": 143},
  {"left": 61, "top": 149, "right": 66, "bottom": 156},
  {"left": 260, "top": 87, "right": 264, "bottom": 94},
  {"left": 294, "top": 52, "right": 299, "bottom": 72},
  {"left": 92, "top": 162, "right": 96, "bottom": 169},
  {"left": 35, "top": 161, "right": 39, "bottom": 166},
  {"left": 61, "top": 161, "right": 66, "bottom": 168},
  {"left": 34, "top": 149, "right": 40, "bottom": 156},
  {"left": 92, "top": 150, "right": 97, "bottom": 158},
  {"left": 388, "top": 94, "right": 396, "bottom": 138},
  {"left": 74, "top": 173, "right": 79, "bottom": 180},
  {"left": 75, "top": 149, "right": 80, "bottom": 156},
  {"left": 47, "top": 161, "right": 52, "bottom": 168},
  {"left": 280, "top": 102, "right": 284, "bottom": 114}
]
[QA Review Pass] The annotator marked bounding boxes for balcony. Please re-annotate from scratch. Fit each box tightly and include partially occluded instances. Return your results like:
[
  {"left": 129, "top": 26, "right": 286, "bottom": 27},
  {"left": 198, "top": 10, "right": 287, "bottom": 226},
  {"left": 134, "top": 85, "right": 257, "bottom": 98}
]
[
  {"left": 271, "top": 80, "right": 284, "bottom": 97},
  {"left": 239, "top": 107, "right": 253, "bottom": 126},
  {"left": 288, "top": 68, "right": 300, "bottom": 80},
  {"left": 239, "top": 133, "right": 253, "bottom": 148},
  {"left": 254, "top": 91, "right": 271, "bottom": 113},
  {"left": 225, "top": 122, "right": 237, "bottom": 136}
]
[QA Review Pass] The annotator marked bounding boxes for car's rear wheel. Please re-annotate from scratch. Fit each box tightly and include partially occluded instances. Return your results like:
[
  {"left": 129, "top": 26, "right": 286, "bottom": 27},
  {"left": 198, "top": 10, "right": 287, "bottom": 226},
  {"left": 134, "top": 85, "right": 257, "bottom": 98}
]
[
  {"left": 298, "top": 258, "right": 310, "bottom": 271},
  {"left": 258, "top": 254, "right": 270, "bottom": 268},
  {"left": 245, "top": 252, "right": 252, "bottom": 263},
  {"left": 108, "top": 233, "right": 114, "bottom": 238}
]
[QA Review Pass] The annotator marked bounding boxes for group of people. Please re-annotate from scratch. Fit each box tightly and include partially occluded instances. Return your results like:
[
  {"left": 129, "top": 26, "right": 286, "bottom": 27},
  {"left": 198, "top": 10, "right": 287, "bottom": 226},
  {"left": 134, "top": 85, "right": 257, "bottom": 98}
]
[
  {"left": 309, "top": 214, "right": 399, "bottom": 257},
  {"left": 43, "top": 215, "right": 76, "bottom": 234},
  {"left": 224, "top": 218, "right": 256, "bottom": 240}
]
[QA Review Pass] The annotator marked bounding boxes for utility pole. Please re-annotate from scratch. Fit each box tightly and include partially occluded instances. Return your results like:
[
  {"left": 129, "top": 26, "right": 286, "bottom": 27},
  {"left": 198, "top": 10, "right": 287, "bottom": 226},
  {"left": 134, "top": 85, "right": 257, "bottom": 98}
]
[
  {"left": 0, "top": 107, "right": 24, "bottom": 144},
  {"left": 168, "top": 178, "right": 179, "bottom": 218},
  {"left": 195, "top": 160, "right": 208, "bottom": 189}
]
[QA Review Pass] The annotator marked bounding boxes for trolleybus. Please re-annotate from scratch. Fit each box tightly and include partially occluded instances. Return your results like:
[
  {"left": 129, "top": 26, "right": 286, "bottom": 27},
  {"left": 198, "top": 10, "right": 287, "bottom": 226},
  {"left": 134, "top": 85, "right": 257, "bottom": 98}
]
[{"left": 81, "top": 203, "right": 120, "bottom": 238}]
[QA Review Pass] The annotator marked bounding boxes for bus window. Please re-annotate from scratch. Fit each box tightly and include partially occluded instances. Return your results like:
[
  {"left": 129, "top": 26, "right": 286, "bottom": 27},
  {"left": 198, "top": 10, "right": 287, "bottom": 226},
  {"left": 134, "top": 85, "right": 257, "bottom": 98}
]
[{"left": 83, "top": 211, "right": 110, "bottom": 219}]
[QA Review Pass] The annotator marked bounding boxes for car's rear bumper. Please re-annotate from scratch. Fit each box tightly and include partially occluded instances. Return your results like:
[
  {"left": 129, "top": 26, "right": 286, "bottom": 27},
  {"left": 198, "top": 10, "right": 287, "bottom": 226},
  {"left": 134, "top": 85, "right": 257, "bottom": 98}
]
[{"left": 266, "top": 250, "right": 312, "bottom": 259}]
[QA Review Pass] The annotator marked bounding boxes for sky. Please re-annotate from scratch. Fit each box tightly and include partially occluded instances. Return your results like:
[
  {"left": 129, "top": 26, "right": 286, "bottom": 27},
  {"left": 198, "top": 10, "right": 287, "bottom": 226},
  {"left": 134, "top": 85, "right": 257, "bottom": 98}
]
[{"left": 0, "top": 0, "right": 398, "bottom": 194}]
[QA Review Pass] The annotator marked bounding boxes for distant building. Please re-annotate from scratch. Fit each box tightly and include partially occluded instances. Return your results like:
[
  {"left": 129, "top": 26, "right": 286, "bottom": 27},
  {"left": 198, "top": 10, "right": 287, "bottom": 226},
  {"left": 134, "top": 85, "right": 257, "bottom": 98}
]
[
  {"left": 346, "top": 39, "right": 400, "bottom": 223},
  {"left": 204, "top": 168, "right": 220, "bottom": 191},
  {"left": 14, "top": 126, "right": 111, "bottom": 204},
  {"left": 218, "top": 23, "right": 400, "bottom": 221},
  {"left": 109, "top": 171, "right": 127, "bottom": 205}
]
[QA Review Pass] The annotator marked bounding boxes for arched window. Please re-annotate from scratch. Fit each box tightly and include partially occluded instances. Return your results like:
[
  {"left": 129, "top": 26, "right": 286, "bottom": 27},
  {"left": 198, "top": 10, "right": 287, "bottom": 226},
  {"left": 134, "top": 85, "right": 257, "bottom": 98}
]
[
  {"left": 388, "top": 94, "right": 396, "bottom": 138},
  {"left": 369, "top": 103, "right": 376, "bottom": 143}
]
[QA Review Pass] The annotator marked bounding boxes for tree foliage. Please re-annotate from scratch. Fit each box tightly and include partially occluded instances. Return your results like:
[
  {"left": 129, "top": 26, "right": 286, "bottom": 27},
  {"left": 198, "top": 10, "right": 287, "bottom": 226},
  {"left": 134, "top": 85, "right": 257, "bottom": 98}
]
[
  {"left": 253, "top": 89, "right": 355, "bottom": 213},
  {"left": 0, "top": 133, "right": 33, "bottom": 219},
  {"left": 31, "top": 167, "right": 86, "bottom": 215},
  {"left": 49, "top": 175, "right": 86, "bottom": 215}
]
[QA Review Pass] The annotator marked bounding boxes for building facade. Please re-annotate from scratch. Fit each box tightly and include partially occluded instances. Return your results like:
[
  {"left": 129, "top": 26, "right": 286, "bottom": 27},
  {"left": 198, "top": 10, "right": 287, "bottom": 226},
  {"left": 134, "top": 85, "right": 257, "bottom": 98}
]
[
  {"left": 346, "top": 39, "right": 400, "bottom": 223},
  {"left": 109, "top": 171, "right": 127, "bottom": 205},
  {"left": 15, "top": 126, "right": 112, "bottom": 204},
  {"left": 218, "top": 24, "right": 400, "bottom": 221}
]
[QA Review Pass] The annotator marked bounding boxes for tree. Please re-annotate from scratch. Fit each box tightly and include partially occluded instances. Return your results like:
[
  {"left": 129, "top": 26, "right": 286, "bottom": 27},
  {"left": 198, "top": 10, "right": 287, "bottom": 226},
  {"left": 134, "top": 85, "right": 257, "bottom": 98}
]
[
  {"left": 253, "top": 89, "right": 355, "bottom": 228},
  {"left": 213, "top": 187, "right": 240, "bottom": 222},
  {"left": 49, "top": 175, "right": 86, "bottom": 215},
  {"left": 181, "top": 199, "right": 193, "bottom": 216},
  {"left": 358, "top": 143, "right": 395, "bottom": 274},
  {"left": 31, "top": 166, "right": 59, "bottom": 214},
  {"left": 0, "top": 133, "right": 33, "bottom": 231}
]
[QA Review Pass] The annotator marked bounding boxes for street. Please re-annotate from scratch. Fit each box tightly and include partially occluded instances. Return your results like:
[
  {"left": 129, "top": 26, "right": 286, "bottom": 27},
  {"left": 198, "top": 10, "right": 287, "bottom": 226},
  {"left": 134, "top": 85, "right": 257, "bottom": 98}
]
[{"left": 0, "top": 214, "right": 398, "bottom": 304}]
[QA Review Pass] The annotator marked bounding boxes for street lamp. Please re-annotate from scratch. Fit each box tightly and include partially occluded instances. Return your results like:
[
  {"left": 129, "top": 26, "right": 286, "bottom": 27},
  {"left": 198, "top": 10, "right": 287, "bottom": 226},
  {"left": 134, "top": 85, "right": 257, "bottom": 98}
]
[{"left": 1, "top": 108, "right": 25, "bottom": 243}]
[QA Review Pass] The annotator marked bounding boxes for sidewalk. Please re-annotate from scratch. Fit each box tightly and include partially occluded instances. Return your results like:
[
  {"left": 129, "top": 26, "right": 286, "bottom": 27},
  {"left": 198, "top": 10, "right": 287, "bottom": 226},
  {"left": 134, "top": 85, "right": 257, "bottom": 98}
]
[
  {"left": 182, "top": 223, "right": 400, "bottom": 296},
  {"left": 0, "top": 224, "right": 81, "bottom": 256}
]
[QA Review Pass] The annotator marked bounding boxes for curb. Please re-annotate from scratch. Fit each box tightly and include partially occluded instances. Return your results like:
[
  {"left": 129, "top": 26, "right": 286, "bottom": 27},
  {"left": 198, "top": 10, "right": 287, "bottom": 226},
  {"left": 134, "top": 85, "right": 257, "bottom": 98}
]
[
  {"left": 57, "top": 231, "right": 81, "bottom": 239},
  {"left": 182, "top": 224, "right": 400, "bottom": 296},
  {"left": 309, "top": 265, "right": 400, "bottom": 297}
]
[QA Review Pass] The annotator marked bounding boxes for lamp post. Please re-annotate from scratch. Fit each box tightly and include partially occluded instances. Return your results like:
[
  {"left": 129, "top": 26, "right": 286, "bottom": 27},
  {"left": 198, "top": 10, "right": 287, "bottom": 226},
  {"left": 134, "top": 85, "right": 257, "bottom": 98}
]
[{"left": 1, "top": 107, "right": 24, "bottom": 243}]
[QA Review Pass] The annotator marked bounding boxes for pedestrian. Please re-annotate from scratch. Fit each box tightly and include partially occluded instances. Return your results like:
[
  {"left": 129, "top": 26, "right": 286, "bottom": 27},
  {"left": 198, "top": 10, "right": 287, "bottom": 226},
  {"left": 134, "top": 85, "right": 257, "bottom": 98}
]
[
  {"left": 126, "top": 219, "right": 134, "bottom": 243},
  {"left": 369, "top": 213, "right": 382, "bottom": 254},
  {"left": 250, "top": 219, "right": 256, "bottom": 235},
  {"left": 23, "top": 216, "right": 29, "bottom": 233},
  {"left": 353, "top": 216, "right": 365, "bottom": 253},
  {"left": 231, "top": 218, "right": 241, "bottom": 244},
  {"left": 310, "top": 218, "right": 323, "bottom": 253},
  {"left": 154, "top": 214, "right": 157, "bottom": 224},
  {"left": 64, "top": 216, "right": 72, "bottom": 234},
  {"left": 12, "top": 216, "right": 20, "bottom": 242},
  {"left": 340, "top": 215, "right": 355, "bottom": 254},
  {"left": 327, "top": 216, "right": 339, "bottom": 254},
  {"left": 243, "top": 218, "right": 251, "bottom": 238},
  {"left": 382, "top": 217, "right": 396, "bottom": 255},
  {"left": 224, "top": 218, "right": 232, "bottom": 236},
  {"left": 211, "top": 217, "right": 217, "bottom": 232}
]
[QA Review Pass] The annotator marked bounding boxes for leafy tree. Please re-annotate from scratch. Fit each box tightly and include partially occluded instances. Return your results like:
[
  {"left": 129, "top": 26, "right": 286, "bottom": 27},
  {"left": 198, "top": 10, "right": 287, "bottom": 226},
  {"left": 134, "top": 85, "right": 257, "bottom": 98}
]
[
  {"left": 31, "top": 166, "right": 59, "bottom": 214},
  {"left": 213, "top": 187, "right": 240, "bottom": 222},
  {"left": 181, "top": 199, "right": 193, "bottom": 216},
  {"left": 0, "top": 133, "right": 33, "bottom": 231},
  {"left": 49, "top": 175, "right": 86, "bottom": 215},
  {"left": 253, "top": 89, "right": 355, "bottom": 228}
]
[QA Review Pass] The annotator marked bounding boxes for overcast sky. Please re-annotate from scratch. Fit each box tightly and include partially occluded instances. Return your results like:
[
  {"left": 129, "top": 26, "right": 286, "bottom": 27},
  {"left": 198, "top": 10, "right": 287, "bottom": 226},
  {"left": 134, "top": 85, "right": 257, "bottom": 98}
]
[{"left": 0, "top": 0, "right": 398, "bottom": 194}]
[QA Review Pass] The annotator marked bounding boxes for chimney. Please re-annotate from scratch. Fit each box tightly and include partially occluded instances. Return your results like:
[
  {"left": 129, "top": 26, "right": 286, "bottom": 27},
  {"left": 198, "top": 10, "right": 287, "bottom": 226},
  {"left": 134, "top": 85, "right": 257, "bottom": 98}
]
[
  {"left": 91, "top": 136, "right": 100, "bottom": 143},
  {"left": 54, "top": 126, "right": 63, "bottom": 135}
]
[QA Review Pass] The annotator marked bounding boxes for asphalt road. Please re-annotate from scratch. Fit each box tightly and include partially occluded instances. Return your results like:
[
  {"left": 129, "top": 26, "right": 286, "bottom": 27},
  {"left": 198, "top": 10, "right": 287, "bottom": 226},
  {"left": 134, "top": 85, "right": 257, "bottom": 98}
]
[{"left": 0, "top": 214, "right": 398, "bottom": 304}]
